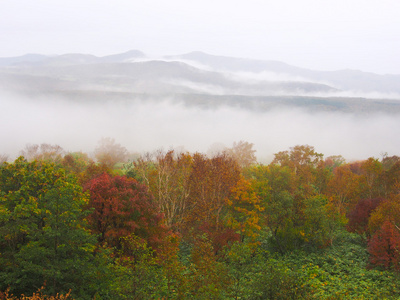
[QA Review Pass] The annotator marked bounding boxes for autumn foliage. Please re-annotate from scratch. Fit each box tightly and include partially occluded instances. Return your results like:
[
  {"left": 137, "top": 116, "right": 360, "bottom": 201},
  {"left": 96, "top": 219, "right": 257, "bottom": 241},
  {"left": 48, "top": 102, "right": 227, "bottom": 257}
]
[
  {"left": 2, "top": 142, "right": 400, "bottom": 298},
  {"left": 347, "top": 197, "right": 384, "bottom": 237},
  {"left": 84, "top": 173, "right": 167, "bottom": 250},
  {"left": 368, "top": 220, "right": 400, "bottom": 271}
]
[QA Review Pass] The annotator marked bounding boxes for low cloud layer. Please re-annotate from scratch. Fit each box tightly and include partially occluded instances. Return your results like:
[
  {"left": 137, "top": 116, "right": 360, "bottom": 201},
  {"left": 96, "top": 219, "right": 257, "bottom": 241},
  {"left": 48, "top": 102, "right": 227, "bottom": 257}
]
[{"left": 1, "top": 90, "right": 399, "bottom": 162}]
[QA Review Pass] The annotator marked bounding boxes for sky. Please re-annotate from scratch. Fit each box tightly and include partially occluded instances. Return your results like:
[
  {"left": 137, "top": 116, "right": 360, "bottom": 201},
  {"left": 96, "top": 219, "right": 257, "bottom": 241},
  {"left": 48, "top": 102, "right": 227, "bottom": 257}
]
[{"left": 1, "top": 0, "right": 400, "bottom": 74}]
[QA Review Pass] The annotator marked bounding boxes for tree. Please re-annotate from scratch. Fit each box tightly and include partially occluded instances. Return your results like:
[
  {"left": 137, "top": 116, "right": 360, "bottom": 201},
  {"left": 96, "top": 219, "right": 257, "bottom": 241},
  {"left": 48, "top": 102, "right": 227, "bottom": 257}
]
[
  {"left": 226, "top": 177, "right": 264, "bottom": 245},
  {"left": 324, "top": 155, "right": 346, "bottom": 172},
  {"left": 368, "top": 195, "right": 400, "bottom": 235},
  {"left": 381, "top": 154, "right": 400, "bottom": 171},
  {"left": 0, "top": 286, "right": 72, "bottom": 299},
  {"left": 301, "top": 195, "right": 335, "bottom": 248},
  {"left": 273, "top": 145, "right": 323, "bottom": 171},
  {"left": 0, "top": 158, "right": 105, "bottom": 298},
  {"left": 187, "top": 235, "right": 230, "bottom": 299},
  {"left": 224, "top": 141, "right": 257, "bottom": 168},
  {"left": 347, "top": 197, "right": 384, "bottom": 238},
  {"left": 94, "top": 137, "right": 128, "bottom": 169},
  {"left": 359, "top": 157, "right": 383, "bottom": 199},
  {"left": 381, "top": 160, "right": 400, "bottom": 197},
  {"left": 250, "top": 258, "right": 313, "bottom": 299},
  {"left": 157, "top": 233, "right": 188, "bottom": 299},
  {"left": 134, "top": 150, "right": 193, "bottom": 232},
  {"left": 186, "top": 153, "right": 241, "bottom": 250},
  {"left": 61, "top": 152, "right": 96, "bottom": 184},
  {"left": 0, "top": 154, "right": 8, "bottom": 164},
  {"left": 224, "top": 241, "right": 255, "bottom": 300},
  {"left": 61, "top": 152, "right": 93, "bottom": 174},
  {"left": 326, "top": 163, "right": 361, "bottom": 215},
  {"left": 246, "top": 164, "right": 299, "bottom": 253},
  {"left": 368, "top": 220, "right": 400, "bottom": 271},
  {"left": 272, "top": 145, "right": 324, "bottom": 197},
  {"left": 110, "top": 234, "right": 166, "bottom": 299},
  {"left": 19, "top": 144, "right": 65, "bottom": 164},
  {"left": 84, "top": 173, "right": 167, "bottom": 251}
]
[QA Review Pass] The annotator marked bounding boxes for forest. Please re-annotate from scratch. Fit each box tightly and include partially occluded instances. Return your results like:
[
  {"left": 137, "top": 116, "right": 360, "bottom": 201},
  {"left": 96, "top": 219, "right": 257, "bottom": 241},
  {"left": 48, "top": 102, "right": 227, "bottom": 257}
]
[{"left": 1, "top": 140, "right": 400, "bottom": 299}]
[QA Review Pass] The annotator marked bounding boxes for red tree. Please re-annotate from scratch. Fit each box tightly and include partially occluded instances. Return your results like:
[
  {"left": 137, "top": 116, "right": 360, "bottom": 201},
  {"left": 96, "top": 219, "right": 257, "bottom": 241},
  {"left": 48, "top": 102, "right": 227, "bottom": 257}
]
[
  {"left": 84, "top": 173, "right": 167, "bottom": 250},
  {"left": 368, "top": 220, "right": 400, "bottom": 271},
  {"left": 347, "top": 197, "right": 384, "bottom": 238}
]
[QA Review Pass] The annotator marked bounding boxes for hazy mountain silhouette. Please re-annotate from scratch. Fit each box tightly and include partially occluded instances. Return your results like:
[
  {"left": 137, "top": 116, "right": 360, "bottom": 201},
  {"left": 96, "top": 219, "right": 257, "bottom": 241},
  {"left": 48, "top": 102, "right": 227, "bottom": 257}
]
[
  {"left": 169, "top": 51, "right": 400, "bottom": 94},
  {"left": 1, "top": 50, "right": 400, "bottom": 114},
  {"left": 0, "top": 53, "right": 49, "bottom": 67},
  {"left": 0, "top": 50, "right": 145, "bottom": 67},
  {"left": 0, "top": 58, "right": 337, "bottom": 95}
]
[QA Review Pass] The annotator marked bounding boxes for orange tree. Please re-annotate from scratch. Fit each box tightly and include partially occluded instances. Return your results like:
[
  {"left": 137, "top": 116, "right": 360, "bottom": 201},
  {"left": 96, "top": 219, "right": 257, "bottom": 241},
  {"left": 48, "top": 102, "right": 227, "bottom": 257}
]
[
  {"left": 326, "top": 163, "right": 361, "bottom": 215},
  {"left": 185, "top": 153, "right": 241, "bottom": 251}
]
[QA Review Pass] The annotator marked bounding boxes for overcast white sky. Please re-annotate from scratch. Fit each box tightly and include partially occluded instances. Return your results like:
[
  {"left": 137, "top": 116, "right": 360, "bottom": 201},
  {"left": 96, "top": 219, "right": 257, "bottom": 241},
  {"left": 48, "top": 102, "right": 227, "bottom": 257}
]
[{"left": 1, "top": 0, "right": 400, "bottom": 74}]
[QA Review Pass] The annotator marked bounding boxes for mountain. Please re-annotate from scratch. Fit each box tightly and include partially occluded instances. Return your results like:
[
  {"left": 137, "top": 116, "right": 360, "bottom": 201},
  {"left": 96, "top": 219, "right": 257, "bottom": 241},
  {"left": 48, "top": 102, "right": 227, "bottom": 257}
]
[
  {"left": 0, "top": 59, "right": 337, "bottom": 95},
  {"left": 1, "top": 50, "right": 400, "bottom": 114},
  {"left": 167, "top": 51, "right": 300, "bottom": 74},
  {"left": 0, "top": 53, "right": 49, "bottom": 67},
  {"left": 99, "top": 50, "right": 146, "bottom": 63},
  {"left": 0, "top": 50, "right": 146, "bottom": 67},
  {"left": 168, "top": 52, "right": 400, "bottom": 94}
]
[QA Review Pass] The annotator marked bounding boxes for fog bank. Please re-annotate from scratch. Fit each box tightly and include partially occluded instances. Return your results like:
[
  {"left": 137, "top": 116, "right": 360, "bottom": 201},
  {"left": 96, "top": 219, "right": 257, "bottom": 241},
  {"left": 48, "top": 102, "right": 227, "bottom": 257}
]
[{"left": 1, "top": 91, "right": 399, "bottom": 162}]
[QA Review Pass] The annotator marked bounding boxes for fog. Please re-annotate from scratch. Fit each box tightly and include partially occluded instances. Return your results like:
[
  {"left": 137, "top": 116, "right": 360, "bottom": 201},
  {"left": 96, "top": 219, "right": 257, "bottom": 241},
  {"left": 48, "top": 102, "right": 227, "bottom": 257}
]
[
  {"left": 1, "top": 89, "right": 399, "bottom": 163},
  {"left": 143, "top": 58, "right": 400, "bottom": 99}
]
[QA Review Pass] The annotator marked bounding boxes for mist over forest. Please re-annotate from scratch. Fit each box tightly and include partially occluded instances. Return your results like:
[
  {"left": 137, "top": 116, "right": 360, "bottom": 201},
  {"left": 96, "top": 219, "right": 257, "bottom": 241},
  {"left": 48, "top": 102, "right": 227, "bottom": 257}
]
[{"left": 1, "top": 50, "right": 400, "bottom": 162}]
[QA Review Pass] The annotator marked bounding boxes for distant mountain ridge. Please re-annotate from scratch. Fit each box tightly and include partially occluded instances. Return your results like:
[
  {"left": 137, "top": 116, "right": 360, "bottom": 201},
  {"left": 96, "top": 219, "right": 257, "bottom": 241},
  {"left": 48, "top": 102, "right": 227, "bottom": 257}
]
[
  {"left": 1, "top": 49, "right": 400, "bottom": 114},
  {"left": 0, "top": 50, "right": 145, "bottom": 67},
  {"left": 167, "top": 51, "right": 400, "bottom": 94}
]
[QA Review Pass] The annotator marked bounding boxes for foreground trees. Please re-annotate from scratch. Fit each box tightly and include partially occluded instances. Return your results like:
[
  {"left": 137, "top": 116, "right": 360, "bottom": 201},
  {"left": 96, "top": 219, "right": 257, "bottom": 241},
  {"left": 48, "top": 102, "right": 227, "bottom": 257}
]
[
  {"left": 1, "top": 143, "right": 400, "bottom": 299},
  {"left": 0, "top": 158, "right": 108, "bottom": 298}
]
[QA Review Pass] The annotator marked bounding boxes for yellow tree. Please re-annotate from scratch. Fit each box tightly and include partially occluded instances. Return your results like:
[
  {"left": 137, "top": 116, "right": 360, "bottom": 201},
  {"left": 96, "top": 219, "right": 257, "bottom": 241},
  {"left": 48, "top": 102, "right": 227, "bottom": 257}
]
[{"left": 226, "top": 177, "right": 264, "bottom": 245}]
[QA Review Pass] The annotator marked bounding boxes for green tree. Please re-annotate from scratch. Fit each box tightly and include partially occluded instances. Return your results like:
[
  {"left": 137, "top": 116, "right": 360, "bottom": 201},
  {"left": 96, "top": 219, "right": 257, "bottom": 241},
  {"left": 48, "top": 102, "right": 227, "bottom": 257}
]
[
  {"left": 273, "top": 145, "right": 324, "bottom": 197},
  {"left": 0, "top": 158, "right": 107, "bottom": 299},
  {"left": 224, "top": 241, "right": 255, "bottom": 299},
  {"left": 110, "top": 234, "right": 166, "bottom": 299},
  {"left": 301, "top": 195, "right": 335, "bottom": 249},
  {"left": 187, "top": 235, "right": 230, "bottom": 299},
  {"left": 250, "top": 257, "right": 313, "bottom": 299}
]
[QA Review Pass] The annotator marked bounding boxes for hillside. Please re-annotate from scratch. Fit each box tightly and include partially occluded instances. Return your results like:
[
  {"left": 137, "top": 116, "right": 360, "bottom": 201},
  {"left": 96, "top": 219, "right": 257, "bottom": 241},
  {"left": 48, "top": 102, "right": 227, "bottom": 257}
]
[{"left": 1, "top": 50, "right": 400, "bottom": 114}]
